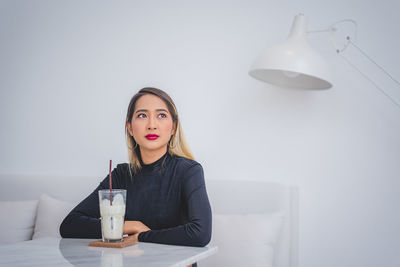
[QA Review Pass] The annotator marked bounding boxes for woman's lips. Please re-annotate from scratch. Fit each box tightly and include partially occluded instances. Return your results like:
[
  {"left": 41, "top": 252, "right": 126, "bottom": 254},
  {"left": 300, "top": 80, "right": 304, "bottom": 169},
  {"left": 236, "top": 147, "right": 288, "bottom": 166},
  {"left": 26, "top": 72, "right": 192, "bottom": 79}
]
[{"left": 145, "top": 134, "right": 159, "bottom": 140}]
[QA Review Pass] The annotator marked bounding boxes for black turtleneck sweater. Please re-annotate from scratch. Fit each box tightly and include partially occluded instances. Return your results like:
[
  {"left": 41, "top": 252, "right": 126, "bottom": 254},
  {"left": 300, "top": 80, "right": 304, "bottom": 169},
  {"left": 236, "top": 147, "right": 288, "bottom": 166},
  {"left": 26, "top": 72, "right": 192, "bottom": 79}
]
[{"left": 59, "top": 152, "right": 212, "bottom": 247}]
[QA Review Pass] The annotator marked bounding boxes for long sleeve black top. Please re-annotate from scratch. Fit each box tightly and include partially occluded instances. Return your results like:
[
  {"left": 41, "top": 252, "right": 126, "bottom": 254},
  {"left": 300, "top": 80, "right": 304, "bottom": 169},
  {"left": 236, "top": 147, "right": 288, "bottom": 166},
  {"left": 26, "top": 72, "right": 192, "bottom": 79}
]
[{"left": 60, "top": 152, "right": 212, "bottom": 247}]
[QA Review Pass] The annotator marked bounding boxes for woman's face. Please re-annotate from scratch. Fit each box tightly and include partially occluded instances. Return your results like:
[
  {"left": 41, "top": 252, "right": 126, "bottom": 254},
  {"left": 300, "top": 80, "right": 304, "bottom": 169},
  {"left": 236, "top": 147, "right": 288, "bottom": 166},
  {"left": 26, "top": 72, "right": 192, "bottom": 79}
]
[{"left": 127, "top": 94, "right": 175, "bottom": 156}]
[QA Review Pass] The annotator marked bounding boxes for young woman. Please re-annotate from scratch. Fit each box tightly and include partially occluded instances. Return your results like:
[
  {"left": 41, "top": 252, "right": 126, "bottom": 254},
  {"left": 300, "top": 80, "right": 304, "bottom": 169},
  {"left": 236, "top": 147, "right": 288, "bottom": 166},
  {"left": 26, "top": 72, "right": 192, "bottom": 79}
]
[{"left": 60, "top": 87, "right": 212, "bottom": 249}]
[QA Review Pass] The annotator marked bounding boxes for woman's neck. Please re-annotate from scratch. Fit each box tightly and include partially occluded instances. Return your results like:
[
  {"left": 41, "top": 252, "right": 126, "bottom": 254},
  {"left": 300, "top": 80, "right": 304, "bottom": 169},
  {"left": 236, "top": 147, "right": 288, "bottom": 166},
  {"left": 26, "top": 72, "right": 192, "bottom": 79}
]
[{"left": 140, "top": 146, "right": 168, "bottom": 165}]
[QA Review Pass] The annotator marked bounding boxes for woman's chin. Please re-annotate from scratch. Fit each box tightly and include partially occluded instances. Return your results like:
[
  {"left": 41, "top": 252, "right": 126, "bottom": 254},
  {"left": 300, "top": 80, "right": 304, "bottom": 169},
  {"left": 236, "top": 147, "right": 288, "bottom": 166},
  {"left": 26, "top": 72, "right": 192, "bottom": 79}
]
[{"left": 139, "top": 144, "right": 168, "bottom": 153}]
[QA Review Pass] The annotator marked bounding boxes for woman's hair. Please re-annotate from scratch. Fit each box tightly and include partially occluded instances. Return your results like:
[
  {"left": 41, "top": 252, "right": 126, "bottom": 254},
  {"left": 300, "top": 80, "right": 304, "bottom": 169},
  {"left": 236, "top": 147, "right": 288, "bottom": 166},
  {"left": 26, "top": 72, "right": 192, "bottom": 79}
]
[{"left": 125, "top": 87, "right": 194, "bottom": 172}]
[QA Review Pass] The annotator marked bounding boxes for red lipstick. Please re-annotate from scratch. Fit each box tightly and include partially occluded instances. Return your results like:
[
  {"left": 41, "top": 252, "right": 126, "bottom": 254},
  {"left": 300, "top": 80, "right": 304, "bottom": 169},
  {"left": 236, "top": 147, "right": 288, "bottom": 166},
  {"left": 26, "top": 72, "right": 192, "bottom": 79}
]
[{"left": 145, "top": 134, "right": 159, "bottom": 140}]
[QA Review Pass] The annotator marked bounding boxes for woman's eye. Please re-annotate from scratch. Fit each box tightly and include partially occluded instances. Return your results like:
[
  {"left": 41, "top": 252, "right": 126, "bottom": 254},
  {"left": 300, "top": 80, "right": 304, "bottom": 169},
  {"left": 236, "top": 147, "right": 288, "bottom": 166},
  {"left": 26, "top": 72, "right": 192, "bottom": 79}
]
[
  {"left": 158, "top": 113, "right": 167, "bottom": 118},
  {"left": 137, "top": 113, "right": 147, "bottom": 118}
]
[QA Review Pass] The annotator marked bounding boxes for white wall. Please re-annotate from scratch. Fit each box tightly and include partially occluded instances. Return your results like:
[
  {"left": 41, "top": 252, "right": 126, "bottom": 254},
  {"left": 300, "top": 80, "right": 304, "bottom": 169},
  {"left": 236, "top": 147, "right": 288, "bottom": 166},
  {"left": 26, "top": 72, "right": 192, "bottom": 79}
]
[{"left": 1, "top": 0, "right": 399, "bottom": 266}]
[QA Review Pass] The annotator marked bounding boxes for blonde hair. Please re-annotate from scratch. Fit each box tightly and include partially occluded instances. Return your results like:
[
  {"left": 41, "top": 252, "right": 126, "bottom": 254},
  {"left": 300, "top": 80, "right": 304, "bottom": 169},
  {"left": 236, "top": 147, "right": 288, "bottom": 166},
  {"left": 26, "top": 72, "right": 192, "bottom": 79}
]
[{"left": 125, "top": 87, "right": 194, "bottom": 173}]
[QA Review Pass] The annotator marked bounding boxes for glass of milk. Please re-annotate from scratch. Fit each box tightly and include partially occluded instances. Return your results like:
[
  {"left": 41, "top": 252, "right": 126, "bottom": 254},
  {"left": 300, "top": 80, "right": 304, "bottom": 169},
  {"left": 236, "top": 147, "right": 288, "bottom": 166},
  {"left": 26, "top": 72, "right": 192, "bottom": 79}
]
[{"left": 98, "top": 189, "right": 126, "bottom": 243}]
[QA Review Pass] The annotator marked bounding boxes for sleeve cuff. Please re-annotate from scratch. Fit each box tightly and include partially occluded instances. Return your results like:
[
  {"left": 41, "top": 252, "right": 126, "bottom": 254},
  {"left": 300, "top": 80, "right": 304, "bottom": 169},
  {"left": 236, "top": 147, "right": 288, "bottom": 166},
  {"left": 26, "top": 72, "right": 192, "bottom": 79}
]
[{"left": 138, "top": 230, "right": 151, "bottom": 242}]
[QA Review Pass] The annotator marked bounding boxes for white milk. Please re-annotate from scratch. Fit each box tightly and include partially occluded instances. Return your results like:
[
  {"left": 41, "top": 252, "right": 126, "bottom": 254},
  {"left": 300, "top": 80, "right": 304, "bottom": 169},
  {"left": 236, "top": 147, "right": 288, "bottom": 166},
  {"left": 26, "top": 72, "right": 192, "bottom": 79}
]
[{"left": 99, "top": 193, "right": 126, "bottom": 242}]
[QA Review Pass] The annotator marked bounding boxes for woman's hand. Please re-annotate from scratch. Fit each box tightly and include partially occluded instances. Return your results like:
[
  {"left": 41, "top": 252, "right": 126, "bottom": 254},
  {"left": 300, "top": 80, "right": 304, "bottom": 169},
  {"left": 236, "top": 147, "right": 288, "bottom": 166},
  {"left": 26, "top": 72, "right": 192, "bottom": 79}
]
[
  {"left": 126, "top": 233, "right": 140, "bottom": 243},
  {"left": 123, "top": 220, "right": 151, "bottom": 235}
]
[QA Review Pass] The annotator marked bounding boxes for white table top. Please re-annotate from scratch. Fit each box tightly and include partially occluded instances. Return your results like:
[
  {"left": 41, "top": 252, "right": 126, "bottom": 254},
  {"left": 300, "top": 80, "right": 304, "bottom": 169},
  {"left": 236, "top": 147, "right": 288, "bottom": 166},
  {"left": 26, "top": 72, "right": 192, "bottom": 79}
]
[{"left": 0, "top": 237, "right": 218, "bottom": 267}]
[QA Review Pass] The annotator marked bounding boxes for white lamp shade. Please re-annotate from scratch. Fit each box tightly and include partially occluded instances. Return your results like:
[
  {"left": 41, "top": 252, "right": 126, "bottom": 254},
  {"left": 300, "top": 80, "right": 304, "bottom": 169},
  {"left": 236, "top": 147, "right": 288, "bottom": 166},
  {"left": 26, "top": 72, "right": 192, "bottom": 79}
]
[{"left": 249, "top": 14, "right": 332, "bottom": 89}]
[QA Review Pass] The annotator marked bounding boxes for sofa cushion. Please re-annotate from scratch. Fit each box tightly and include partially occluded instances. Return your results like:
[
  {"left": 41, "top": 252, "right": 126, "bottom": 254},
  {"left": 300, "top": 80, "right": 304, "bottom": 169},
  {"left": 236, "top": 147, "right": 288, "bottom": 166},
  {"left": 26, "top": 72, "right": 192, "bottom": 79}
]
[
  {"left": 32, "top": 194, "right": 75, "bottom": 239},
  {"left": 199, "top": 212, "right": 285, "bottom": 267},
  {"left": 0, "top": 200, "right": 38, "bottom": 244}
]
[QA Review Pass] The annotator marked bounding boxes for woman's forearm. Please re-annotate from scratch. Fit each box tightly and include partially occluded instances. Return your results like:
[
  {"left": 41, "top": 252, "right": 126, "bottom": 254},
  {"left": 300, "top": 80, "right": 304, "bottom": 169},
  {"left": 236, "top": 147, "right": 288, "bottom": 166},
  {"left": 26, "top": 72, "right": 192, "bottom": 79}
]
[
  {"left": 60, "top": 212, "right": 102, "bottom": 238},
  {"left": 123, "top": 220, "right": 151, "bottom": 235}
]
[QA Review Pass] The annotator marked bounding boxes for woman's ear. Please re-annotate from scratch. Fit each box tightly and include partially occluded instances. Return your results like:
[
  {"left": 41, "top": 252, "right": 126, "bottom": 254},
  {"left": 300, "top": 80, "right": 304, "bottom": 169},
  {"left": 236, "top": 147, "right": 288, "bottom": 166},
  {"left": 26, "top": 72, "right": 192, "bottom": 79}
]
[
  {"left": 126, "top": 122, "right": 133, "bottom": 136},
  {"left": 172, "top": 122, "right": 177, "bottom": 135}
]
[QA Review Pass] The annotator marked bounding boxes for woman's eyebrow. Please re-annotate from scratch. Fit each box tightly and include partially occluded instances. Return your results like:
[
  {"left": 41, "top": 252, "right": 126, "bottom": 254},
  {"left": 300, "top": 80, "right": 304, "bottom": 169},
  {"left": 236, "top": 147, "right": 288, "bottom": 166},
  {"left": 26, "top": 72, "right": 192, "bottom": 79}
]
[
  {"left": 156, "top": 108, "right": 169, "bottom": 113},
  {"left": 135, "top": 109, "right": 148, "bottom": 114},
  {"left": 135, "top": 108, "right": 169, "bottom": 113}
]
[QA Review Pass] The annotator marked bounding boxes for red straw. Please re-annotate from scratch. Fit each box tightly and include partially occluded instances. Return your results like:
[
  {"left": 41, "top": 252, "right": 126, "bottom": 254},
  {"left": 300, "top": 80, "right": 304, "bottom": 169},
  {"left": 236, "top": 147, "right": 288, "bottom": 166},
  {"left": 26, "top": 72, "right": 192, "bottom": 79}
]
[{"left": 109, "top": 160, "right": 112, "bottom": 206}]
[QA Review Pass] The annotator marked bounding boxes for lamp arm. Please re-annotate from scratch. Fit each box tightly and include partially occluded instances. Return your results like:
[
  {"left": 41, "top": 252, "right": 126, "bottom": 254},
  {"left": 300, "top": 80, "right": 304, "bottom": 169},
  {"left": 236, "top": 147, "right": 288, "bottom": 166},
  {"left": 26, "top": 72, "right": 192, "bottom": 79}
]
[
  {"left": 306, "top": 28, "right": 333, "bottom": 34},
  {"left": 305, "top": 18, "right": 400, "bottom": 109},
  {"left": 332, "top": 20, "right": 400, "bottom": 109},
  {"left": 346, "top": 39, "right": 400, "bottom": 88},
  {"left": 306, "top": 19, "right": 358, "bottom": 53},
  {"left": 339, "top": 52, "right": 400, "bottom": 110},
  {"left": 339, "top": 41, "right": 400, "bottom": 110}
]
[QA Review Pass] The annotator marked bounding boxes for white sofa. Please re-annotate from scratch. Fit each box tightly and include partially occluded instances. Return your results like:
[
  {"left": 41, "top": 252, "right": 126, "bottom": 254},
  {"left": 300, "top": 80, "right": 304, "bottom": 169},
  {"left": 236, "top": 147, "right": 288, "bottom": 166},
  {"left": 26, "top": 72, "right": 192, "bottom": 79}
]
[{"left": 0, "top": 174, "right": 298, "bottom": 267}]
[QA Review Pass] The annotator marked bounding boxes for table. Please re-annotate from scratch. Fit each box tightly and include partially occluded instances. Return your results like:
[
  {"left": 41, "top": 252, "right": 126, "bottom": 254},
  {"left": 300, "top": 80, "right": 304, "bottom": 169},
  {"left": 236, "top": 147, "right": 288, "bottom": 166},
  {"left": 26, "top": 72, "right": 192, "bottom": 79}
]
[{"left": 0, "top": 237, "right": 218, "bottom": 267}]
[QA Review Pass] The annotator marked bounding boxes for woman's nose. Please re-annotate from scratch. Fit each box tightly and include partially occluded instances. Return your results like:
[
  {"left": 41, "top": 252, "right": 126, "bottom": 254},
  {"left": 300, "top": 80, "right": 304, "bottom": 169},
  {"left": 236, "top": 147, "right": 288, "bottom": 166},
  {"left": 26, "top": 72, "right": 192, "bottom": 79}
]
[{"left": 147, "top": 117, "right": 157, "bottom": 130}]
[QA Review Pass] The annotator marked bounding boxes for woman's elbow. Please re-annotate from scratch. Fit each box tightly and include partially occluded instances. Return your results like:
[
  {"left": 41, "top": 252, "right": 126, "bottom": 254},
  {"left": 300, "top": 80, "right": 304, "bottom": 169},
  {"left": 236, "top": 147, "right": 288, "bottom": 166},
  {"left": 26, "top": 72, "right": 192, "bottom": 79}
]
[
  {"left": 59, "top": 219, "right": 68, "bottom": 238},
  {"left": 194, "top": 217, "right": 212, "bottom": 247},
  {"left": 59, "top": 216, "right": 74, "bottom": 238},
  {"left": 191, "top": 228, "right": 211, "bottom": 247},
  {"left": 196, "top": 234, "right": 211, "bottom": 247}
]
